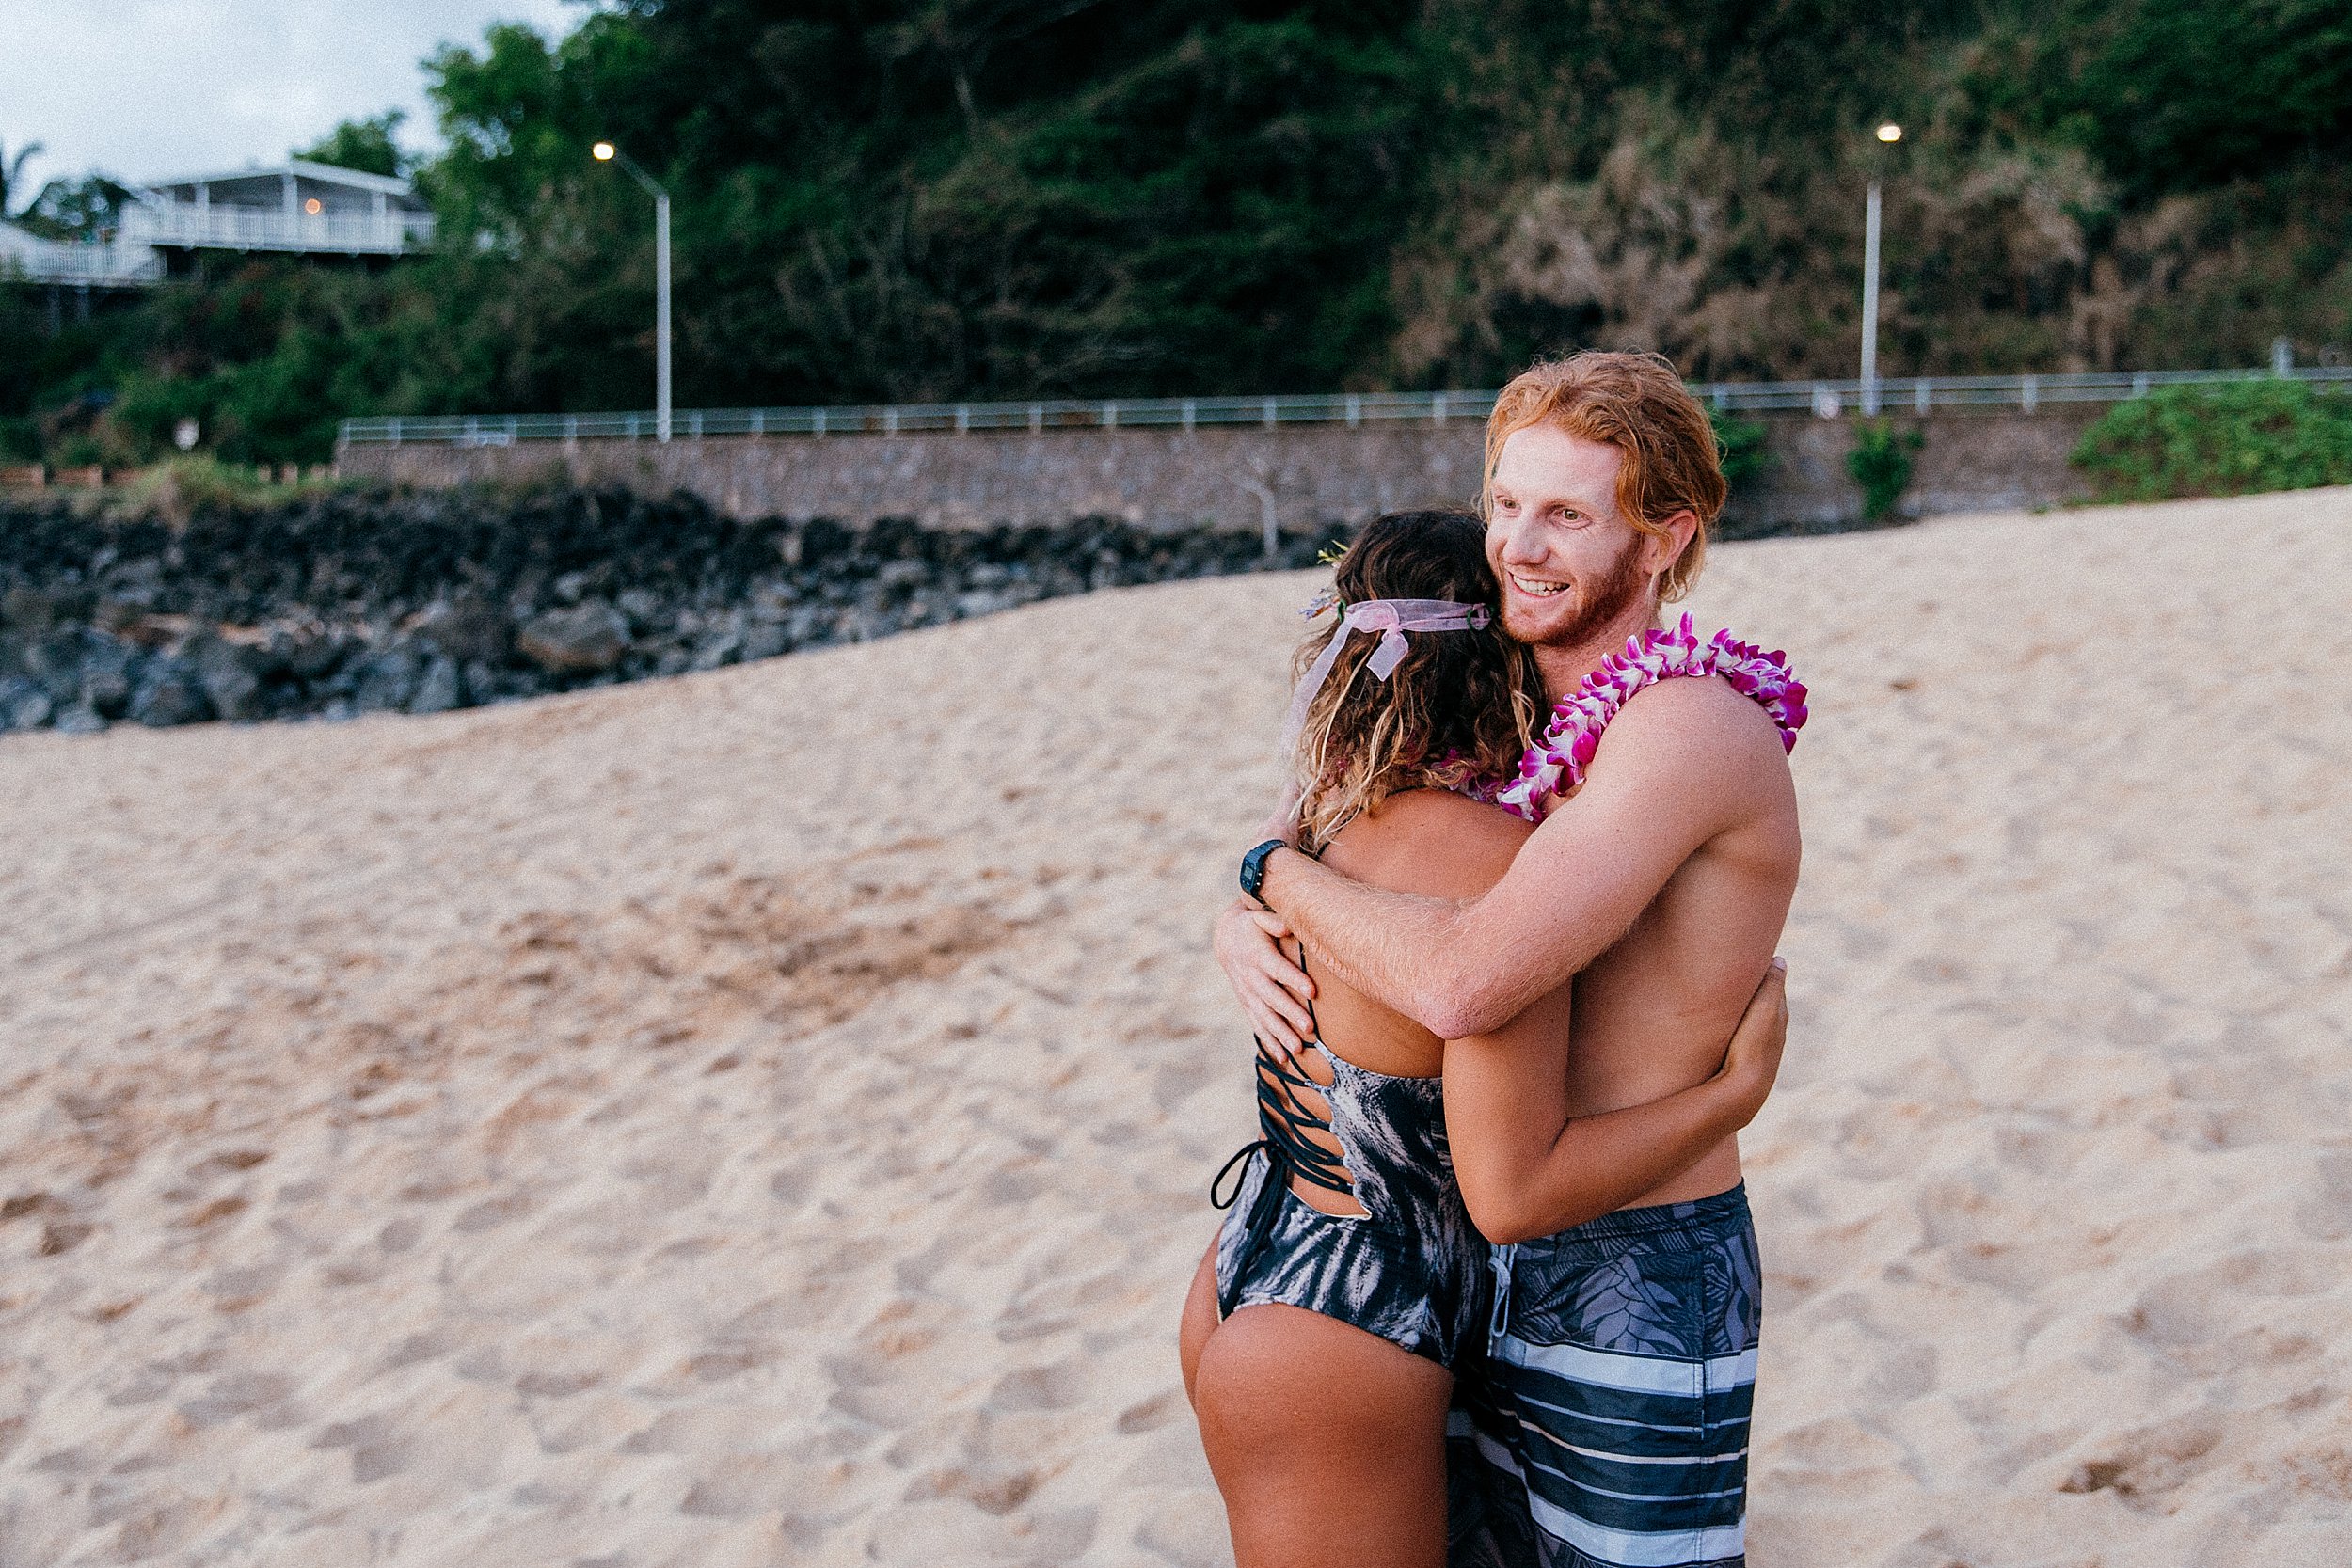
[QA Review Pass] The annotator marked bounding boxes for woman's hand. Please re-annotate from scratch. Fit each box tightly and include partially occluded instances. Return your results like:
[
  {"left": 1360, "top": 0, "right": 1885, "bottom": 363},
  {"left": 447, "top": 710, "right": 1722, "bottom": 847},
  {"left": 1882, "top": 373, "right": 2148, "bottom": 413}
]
[
  {"left": 1714, "top": 958, "right": 1789, "bottom": 1126},
  {"left": 1213, "top": 897, "right": 1317, "bottom": 1053}
]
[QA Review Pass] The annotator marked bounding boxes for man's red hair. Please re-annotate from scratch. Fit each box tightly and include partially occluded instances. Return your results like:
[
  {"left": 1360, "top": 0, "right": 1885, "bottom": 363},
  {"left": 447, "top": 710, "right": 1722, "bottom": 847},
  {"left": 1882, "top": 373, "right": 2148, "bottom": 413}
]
[{"left": 1482, "top": 351, "right": 1727, "bottom": 603}]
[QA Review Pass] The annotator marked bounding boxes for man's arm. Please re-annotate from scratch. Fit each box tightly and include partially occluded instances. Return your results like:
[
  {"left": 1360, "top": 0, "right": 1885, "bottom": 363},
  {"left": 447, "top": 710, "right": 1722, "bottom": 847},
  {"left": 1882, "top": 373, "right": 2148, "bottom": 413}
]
[
  {"left": 1257, "top": 676, "right": 1786, "bottom": 1039},
  {"left": 1446, "top": 958, "right": 1788, "bottom": 1243}
]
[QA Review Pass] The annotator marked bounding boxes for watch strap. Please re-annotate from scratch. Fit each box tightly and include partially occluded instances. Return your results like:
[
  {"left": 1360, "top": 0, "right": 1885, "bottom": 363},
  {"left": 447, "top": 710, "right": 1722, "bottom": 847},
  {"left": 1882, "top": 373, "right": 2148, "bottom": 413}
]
[{"left": 1239, "top": 838, "right": 1288, "bottom": 902}]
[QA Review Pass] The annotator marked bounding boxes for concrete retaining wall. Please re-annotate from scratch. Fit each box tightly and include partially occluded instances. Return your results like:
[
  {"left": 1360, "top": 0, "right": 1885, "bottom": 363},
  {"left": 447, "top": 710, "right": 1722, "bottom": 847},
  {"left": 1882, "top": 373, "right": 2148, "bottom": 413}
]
[
  {"left": 1741, "top": 410, "right": 2099, "bottom": 531},
  {"left": 338, "top": 408, "right": 2101, "bottom": 535}
]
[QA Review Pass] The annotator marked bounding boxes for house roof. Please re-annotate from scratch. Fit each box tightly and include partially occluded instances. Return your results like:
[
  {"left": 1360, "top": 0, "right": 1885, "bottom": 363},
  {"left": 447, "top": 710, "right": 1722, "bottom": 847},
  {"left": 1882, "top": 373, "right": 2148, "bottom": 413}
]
[{"left": 137, "top": 159, "right": 422, "bottom": 205}]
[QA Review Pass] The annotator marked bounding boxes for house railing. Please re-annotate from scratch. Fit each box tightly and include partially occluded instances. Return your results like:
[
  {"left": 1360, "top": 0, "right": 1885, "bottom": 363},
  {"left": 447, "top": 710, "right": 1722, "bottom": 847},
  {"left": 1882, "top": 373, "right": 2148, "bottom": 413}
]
[
  {"left": 120, "top": 204, "right": 435, "bottom": 256},
  {"left": 339, "top": 364, "right": 2352, "bottom": 449},
  {"left": 0, "top": 240, "right": 166, "bottom": 287}
]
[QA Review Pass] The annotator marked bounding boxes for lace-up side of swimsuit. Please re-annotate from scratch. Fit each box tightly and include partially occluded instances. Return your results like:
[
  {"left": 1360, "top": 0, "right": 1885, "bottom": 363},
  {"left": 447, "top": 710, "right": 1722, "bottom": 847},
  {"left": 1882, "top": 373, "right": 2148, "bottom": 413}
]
[
  {"left": 1203, "top": 982, "right": 1483, "bottom": 1366},
  {"left": 1210, "top": 1016, "right": 1362, "bottom": 1317}
]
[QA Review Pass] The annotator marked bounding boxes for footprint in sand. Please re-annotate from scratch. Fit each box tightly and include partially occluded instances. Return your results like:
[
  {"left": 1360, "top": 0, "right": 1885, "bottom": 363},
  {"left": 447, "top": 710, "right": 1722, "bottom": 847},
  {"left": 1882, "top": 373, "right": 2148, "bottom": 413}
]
[
  {"left": 984, "top": 1356, "right": 1087, "bottom": 1414},
  {"left": 313, "top": 1412, "right": 416, "bottom": 1484},
  {"left": 676, "top": 1455, "right": 778, "bottom": 1519},
  {"left": 2058, "top": 1415, "right": 2225, "bottom": 1507}
]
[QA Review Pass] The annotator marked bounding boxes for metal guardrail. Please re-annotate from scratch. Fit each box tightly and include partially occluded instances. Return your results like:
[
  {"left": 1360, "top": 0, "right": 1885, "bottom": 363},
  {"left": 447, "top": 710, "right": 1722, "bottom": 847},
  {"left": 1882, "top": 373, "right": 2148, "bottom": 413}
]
[{"left": 339, "top": 365, "right": 2352, "bottom": 448}]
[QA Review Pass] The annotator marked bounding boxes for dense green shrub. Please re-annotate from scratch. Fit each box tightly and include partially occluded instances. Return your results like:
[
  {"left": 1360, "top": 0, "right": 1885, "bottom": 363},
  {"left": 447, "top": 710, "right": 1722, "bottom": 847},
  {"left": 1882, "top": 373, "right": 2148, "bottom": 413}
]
[
  {"left": 1847, "top": 420, "right": 1923, "bottom": 523},
  {"left": 2071, "top": 381, "right": 2352, "bottom": 501},
  {"left": 115, "top": 456, "right": 330, "bottom": 517}
]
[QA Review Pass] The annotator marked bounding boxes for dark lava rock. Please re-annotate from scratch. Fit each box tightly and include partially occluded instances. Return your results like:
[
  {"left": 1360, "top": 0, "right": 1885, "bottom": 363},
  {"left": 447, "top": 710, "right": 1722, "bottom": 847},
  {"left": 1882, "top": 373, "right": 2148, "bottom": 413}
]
[
  {"left": 518, "top": 601, "right": 630, "bottom": 673},
  {"left": 77, "top": 631, "right": 136, "bottom": 719},
  {"left": 354, "top": 645, "right": 422, "bottom": 713},
  {"left": 130, "top": 659, "right": 211, "bottom": 727},
  {"left": 1, "top": 483, "right": 1339, "bottom": 737},
  {"left": 1, "top": 675, "right": 52, "bottom": 731},
  {"left": 409, "top": 655, "right": 463, "bottom": 715},
  {"left": 460, "top": 659, "right": 505, "bottom": 703},
  {"left": 187, "top": 635, "right": 266, "bottom": 722},
  {"left": 2, "top": 586, "right": 55, "bottom": 634},
  {"left": 285, "top": 628, "right": 350, "bottom": 682},
  {"left": 419, "top": 599, "right": 511, "bottom": 664},
  {"left": 81, "top": 665, "right": 132, "bottom": 720},
  {"left": 26, "top": 630, "right": 88, "bottom": 704}
]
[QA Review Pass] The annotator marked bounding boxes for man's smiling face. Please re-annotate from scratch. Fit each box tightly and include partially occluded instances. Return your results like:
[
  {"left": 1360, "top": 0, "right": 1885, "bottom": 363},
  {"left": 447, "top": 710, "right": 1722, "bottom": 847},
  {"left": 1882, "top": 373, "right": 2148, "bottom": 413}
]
[{"left": 1485, "top": 422, "right": 1657, "bottom": 650}]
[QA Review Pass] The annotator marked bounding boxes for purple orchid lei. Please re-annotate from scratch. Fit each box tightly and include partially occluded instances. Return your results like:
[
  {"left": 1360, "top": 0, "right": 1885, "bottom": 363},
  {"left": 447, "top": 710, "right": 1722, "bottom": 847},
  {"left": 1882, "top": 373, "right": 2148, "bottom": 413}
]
[{"left": 1465, "top": 612, "right": 1810, "bottom": 822}]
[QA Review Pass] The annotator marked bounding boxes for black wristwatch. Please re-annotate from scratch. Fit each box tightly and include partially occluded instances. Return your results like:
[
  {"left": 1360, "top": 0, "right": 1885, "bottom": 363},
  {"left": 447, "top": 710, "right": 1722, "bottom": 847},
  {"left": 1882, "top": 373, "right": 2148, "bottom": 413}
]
[{"left": 1239, "top": 838, "right": 1289, "bottom": 903}]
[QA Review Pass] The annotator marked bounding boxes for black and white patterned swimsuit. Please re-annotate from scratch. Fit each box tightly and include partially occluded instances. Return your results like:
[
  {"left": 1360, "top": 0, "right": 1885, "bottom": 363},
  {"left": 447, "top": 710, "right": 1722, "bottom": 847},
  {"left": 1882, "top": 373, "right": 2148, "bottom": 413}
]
[{"left": 1210, "top": 1019, "right": 1486, "bottom": 1368}]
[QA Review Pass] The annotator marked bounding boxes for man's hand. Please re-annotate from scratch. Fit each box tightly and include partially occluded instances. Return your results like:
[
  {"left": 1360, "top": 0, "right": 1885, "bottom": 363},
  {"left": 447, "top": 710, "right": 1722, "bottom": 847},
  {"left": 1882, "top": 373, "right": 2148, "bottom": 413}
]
[
  {"left": 1714, "top": 958, "right": 1789, "bottom": 1127},
  {"left": 1213, "top": 897, "right": 1317, "bottom": 1053}
]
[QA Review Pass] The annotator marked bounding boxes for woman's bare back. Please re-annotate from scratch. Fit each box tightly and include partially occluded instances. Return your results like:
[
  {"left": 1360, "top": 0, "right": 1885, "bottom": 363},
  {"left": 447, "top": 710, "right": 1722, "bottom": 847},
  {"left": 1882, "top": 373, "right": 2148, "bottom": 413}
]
[
  {"left": 1309, "top": 788, "right": 1536, "bottom": 1074},
  {"left": 1267, "top": 790, "right": 1543, "bottom": 1215}
]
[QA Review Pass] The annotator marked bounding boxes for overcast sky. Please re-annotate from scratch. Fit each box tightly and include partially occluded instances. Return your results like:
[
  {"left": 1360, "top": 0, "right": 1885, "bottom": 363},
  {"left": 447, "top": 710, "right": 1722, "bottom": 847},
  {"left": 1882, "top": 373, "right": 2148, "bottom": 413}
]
[{"left": 0, "top": 0, "right": 585, "bottom": 192}]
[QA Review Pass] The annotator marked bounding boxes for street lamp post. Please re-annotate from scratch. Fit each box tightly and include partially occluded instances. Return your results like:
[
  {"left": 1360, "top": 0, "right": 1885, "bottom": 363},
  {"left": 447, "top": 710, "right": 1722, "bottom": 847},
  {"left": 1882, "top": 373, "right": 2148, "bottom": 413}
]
[
  {"left": 593, "top": 140, "right": 671, "bottom": 442},
  {"left": 1861, "top": 122, "right": 1902, "bottom": 417}
]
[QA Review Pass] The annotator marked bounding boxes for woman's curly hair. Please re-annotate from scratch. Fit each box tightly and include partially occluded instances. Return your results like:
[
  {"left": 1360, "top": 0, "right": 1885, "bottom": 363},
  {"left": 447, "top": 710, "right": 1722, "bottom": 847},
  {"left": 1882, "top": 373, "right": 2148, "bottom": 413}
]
[{"left": 1291, "top": 511, "right": 1545, "bottom": 854}]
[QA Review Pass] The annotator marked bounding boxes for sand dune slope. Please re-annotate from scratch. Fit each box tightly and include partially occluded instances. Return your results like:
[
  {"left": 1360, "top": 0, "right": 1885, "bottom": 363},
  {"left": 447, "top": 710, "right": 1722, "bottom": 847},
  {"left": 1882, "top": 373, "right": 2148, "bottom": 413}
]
[{"left": 2, "top": 488, "right": 2349, "bottom": 1566}]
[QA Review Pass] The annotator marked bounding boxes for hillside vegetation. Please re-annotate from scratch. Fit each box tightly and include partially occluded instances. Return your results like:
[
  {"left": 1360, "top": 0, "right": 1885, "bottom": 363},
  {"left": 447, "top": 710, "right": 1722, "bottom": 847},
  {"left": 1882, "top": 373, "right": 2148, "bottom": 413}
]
[{"left": 6, "top": 0, "right": 2348, "bottom": 465}]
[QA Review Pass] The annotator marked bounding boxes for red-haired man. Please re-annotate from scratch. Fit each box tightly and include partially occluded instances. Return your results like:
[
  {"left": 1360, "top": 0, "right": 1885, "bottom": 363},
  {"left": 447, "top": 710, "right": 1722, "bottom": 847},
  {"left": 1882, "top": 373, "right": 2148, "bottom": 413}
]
[{"left": 1217, "top": 350, "right": 1803, "bottom": 1568}]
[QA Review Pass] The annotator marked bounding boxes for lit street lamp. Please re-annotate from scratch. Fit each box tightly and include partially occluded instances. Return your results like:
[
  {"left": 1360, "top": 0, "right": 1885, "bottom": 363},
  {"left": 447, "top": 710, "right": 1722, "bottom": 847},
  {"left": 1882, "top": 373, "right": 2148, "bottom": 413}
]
[
  {"left": 593, "top": 140, "right": 671, "bottom": 442},
  {"left": 1861, "top": 121, "right": 1902, "bottom": 416}
]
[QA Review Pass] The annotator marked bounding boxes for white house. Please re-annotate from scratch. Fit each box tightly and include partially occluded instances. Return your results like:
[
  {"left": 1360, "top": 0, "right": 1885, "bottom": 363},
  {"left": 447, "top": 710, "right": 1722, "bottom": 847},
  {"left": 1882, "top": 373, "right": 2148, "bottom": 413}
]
[
  {"left": 121, "top": 160, "right": 435, "bottom": 258},
  {"left": 2, "top": 161, "right": 433, "bottom": 292}
]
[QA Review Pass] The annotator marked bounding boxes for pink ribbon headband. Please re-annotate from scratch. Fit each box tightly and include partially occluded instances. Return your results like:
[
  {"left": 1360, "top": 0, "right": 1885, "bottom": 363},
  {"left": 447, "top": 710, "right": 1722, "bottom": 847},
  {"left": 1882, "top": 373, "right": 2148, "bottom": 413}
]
[{"left": 1279, "top": 597, "right": 1492, "bottom": 761}]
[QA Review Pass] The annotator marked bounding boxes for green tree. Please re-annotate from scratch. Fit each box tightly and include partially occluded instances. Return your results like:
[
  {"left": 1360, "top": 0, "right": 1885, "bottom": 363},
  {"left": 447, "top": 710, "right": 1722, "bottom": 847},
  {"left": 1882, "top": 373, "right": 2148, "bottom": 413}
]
[
  {"left": 18, "top": 175, "right": 135, "bottom": 242},
  {"left": 296, "top": 110, "right": 414, "bottom": 177},
  {"left": 417, "top": 1, "right": 1443, "bottom": 403},
  {"left": 1, "top": 137, "right": 43, "bottom": 218},
  {"left": 6, "top": 0, "right": 2352, "bottom": 467},
  {"left": 1963, "top": 0, "right": 2352, "bottom": 200}
]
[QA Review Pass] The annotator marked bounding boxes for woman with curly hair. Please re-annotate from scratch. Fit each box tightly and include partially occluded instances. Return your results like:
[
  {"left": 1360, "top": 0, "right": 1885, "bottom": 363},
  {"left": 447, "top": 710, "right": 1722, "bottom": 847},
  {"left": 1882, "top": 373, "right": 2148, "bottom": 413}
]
[{"left": 1177, "top": 509, "right": 1787, "bottom": 1568}]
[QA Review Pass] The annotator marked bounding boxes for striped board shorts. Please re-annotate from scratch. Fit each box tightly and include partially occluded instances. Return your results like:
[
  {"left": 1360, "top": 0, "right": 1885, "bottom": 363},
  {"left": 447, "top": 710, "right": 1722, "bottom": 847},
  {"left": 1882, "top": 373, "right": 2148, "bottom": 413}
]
[{"left": 1452, "top": 1184, "right": 1763, "bottom": 1568}]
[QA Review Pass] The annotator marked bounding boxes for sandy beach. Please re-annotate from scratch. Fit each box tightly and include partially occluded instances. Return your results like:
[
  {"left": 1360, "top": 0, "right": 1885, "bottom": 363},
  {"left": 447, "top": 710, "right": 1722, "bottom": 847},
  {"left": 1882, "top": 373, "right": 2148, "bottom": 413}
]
[{"left": 3, "top": 487, "right": 2349, "bottom": 1566}]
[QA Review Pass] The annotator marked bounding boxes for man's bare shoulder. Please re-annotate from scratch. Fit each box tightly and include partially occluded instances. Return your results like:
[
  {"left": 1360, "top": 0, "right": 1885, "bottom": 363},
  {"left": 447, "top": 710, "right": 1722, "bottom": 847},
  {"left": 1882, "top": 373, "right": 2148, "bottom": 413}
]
[
  {"left": 1322, "top": 788, "right": 1534, "bottom": 901},
  {"left": 1517, "top": 673, "right": 1796, "bottom": 863},
  {"left": 1590, "top": 672, "right": 1793, "bottom": 784}
]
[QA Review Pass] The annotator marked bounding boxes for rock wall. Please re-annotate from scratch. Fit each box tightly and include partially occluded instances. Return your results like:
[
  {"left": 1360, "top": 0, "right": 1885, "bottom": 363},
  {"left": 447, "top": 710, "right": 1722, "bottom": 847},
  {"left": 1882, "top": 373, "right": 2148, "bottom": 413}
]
[
  {"left": 0, "top": 488, "right": 1327, "bottom": 736},
  {"left": 336, "top": 409, "right": 2102, "bottom": 534},
  {"left": 6, "top": 408, "right": 2107, "bottom": 737}
]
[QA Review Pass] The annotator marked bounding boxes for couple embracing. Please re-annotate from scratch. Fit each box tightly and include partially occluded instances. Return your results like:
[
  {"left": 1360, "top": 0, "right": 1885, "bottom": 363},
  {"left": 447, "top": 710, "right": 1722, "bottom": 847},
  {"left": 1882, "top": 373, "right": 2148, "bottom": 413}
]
[{"left": 1179, "top": 351, "right": 1808, "bottom": 1568}]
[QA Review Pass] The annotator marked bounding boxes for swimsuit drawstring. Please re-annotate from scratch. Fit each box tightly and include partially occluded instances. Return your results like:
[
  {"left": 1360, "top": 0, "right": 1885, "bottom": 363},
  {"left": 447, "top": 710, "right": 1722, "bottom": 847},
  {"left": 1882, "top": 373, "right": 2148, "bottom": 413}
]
[
  {"left": 1211, "top": 1134, "right": 1283, "bottom": 1321},
  {"left": 1488, "top": 1242, "right": 1518, "bottom": 1348},
  {"left": 1208, "top": 1139, "right": 1268, "bottom": 1211}
]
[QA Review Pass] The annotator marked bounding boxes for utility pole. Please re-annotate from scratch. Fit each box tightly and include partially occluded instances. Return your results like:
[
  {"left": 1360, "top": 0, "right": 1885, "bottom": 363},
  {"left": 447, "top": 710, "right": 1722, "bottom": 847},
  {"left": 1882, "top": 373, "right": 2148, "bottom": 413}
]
[
  {"left": 654, "top": 187, "right": 671, "bottom": 442},
  {"left": 594, "top": 141, "right": 673, "bottom": 442},
  {"left": 1861, "top": 122, "right": 1902, "bottom": 417}
]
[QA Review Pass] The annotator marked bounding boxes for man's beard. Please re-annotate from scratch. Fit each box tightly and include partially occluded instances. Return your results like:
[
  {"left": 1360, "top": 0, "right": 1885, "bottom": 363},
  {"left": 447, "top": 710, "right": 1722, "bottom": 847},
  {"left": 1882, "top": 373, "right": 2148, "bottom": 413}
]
[{"left": 1504, "top": 534, "right": 1650, "bottom": 649}]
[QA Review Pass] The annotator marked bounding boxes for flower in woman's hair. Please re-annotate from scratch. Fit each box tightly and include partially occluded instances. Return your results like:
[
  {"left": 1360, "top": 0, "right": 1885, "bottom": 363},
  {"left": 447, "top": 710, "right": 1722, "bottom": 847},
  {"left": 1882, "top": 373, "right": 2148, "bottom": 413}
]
[
  {"left": 1315, "top": 540, "right": 1350, "bottom": 566},
  {"left": 1298, "top": 586, "right": 1343, "bottom": 619}
]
